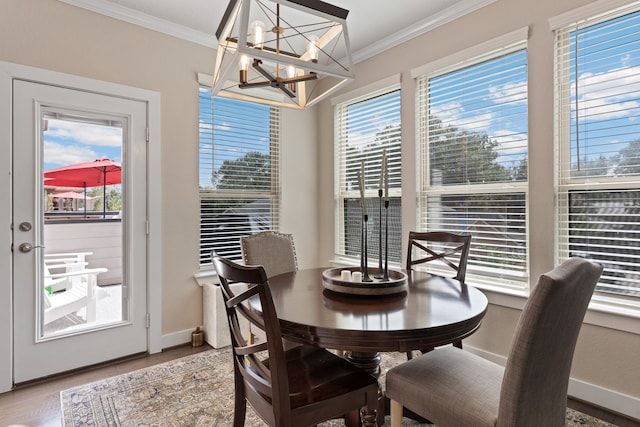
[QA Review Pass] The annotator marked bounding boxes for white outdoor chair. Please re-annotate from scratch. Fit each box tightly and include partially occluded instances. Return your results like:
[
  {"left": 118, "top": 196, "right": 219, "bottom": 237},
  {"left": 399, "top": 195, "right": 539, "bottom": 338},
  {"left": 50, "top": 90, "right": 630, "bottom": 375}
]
[
  {"left": 44, "top": 252, "right": 93, "bottom": 293},
  {"left": 44, "top": 267, "right": 107, "bottom": 325}
]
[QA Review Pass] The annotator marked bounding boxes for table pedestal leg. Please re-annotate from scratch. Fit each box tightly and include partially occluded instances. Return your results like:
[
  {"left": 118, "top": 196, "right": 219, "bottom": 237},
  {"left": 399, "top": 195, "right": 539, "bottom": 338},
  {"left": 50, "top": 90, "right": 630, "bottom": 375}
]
[
  {"left": 344, "top": 351, "right": 381, "bottom": 376},
  {"left": 344, "top": 351, "right": 384, "bottom": 426}
]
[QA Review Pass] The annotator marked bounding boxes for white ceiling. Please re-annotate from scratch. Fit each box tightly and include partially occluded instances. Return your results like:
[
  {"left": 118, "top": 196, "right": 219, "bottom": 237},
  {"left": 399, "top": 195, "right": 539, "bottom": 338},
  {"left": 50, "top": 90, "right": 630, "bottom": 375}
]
[{"left": 59, "top": 0, "right": 495, "bottom": 63}]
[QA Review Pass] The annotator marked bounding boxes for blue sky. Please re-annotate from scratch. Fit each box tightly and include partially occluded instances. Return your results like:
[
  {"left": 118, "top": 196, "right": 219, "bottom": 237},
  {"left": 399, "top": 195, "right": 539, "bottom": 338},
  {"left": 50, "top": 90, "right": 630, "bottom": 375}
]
[
  {"left": 43, "top": 119, "right": 122, "bottom": 171},
  {"left": 199, "top": 92, "right": 272, "bottom": 189}
]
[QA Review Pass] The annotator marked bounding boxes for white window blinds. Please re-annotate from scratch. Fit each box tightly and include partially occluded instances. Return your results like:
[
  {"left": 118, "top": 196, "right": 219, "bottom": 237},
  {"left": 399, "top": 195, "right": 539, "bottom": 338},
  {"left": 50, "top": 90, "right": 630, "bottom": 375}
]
[
  {"left": 417, "top": 43, "right": 529, "bottom": 286},
  {"left": 199, "top": 88, "right": 280, "bottom": 266},
  {"left": 555, "top": 4, "right": 640, "bottom": 298},
  {"left": 335, "top": 87, "right": 402, "bottom": 263}
]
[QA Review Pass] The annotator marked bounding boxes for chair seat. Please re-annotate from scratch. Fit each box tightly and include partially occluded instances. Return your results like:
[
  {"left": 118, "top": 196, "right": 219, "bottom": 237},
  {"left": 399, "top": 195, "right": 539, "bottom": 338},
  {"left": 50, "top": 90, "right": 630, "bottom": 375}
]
[
  {"left": 386, "top": 346, "right": 503, "bottom": 426},
  {"left": 280, "top": 345, "right": 379, "bottom": 411}
]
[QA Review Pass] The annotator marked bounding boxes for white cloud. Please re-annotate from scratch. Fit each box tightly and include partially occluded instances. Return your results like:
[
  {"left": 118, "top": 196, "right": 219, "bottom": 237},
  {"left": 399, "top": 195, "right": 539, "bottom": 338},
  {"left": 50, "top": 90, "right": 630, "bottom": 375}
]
[
  {"left": 346, "top": 119, "right": 401, "bottom": 149},
  {"left": 44, "top": 141, "right": 101, "bottom": 167},
  {"left": 574, "top": 66, "right": 640, "bottom": 120},
  {"left": 431, "top": 101, "right": 495, "bottom": 132},
  {"left": 214, "top": 123, "right": 230, "bottom": 132},
  {"left": 488, "top": 81, "right": 527, "bottom": 104},
  {"left": 46, "top": 119, "right": 122, "bottom": 147}
]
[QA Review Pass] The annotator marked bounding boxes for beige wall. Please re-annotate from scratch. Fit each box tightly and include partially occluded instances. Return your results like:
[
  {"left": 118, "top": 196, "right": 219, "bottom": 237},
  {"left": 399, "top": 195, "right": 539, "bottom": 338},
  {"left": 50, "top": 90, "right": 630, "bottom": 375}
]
[
  {"left": 316, "top": 0, "right": 640, "bottom": 413},
  {"left": 1, "top": 0, "right": 319, "bottom": 339}
]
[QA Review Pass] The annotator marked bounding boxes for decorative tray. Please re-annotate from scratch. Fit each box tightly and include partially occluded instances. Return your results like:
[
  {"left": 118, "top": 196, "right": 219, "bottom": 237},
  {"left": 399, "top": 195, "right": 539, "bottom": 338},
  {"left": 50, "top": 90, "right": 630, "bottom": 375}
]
[{"left": 322, "top": 266, "right": 408, "bottom": 296}]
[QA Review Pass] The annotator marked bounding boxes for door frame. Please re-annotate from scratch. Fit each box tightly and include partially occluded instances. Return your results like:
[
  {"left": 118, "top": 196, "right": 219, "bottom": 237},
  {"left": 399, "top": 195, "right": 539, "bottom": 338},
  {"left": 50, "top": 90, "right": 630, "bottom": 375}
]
[{"left": 0, "top": 60, "right": 162, "bottom": 393}]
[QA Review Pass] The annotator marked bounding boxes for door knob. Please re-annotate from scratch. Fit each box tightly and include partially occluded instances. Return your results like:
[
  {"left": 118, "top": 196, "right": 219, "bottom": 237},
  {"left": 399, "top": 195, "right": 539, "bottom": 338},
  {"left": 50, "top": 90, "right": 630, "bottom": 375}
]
[{"left": 19, "top": 243, "right": 44, "bottom": 253}]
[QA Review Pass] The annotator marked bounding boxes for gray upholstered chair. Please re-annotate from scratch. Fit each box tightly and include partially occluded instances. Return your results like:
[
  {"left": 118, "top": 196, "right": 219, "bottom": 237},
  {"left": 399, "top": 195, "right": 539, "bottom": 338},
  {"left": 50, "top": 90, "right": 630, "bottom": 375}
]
[
  {"left": 240, "top": 231, "right": 298, "bottom": 345},
  {"left": 240, "top": 231, "right": 298, "bottom": 278},
  {"left": 386, "top": 257, "right": 603, "bottom": 427}
]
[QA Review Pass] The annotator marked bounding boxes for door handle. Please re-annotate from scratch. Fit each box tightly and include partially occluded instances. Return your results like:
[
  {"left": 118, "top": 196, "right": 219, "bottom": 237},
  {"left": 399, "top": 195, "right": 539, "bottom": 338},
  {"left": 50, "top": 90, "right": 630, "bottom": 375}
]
[{"left": 18, "top": 243, "right": 44, "bottom": 253}]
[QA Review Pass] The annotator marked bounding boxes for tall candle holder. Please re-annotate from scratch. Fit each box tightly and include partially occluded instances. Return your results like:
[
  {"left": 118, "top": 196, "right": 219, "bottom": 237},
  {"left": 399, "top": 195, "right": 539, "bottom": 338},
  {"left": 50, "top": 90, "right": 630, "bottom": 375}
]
[
  {"left": 375, "top": 189, "right": 384, "bottom": 279},
  {"left": 361, "top": 214, "right": 373, "bottom": 282},
  {"left": 384, "top": 199, "right": 390, "bottom": 280}
]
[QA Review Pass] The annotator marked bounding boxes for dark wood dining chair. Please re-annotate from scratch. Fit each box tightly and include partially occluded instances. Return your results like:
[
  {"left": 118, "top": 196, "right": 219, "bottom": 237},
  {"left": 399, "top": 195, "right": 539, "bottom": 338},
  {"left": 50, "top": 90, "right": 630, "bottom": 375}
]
[
  {"left": 406, "top": 231, "right": 471, "bottom": 282},
  {"left": 212, "top": 254, "right": 379, "bottom": 427},
  {"left": 406, "top": 231, "right": 472, "bottom": 356},
  {"left": 386, "top": 257, "right": 603, "bottom": 427}
]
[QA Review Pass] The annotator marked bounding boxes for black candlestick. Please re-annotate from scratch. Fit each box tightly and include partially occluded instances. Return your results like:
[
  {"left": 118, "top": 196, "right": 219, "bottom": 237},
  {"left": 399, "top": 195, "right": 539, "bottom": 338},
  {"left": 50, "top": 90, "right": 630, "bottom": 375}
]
[
  {"left": 362, "top": 214, "right": 373, "bottom": 282},
  {"left": 384, "top": 200, "right": 389, "bottom": 280},
  {"left": 375, "top": 189, "right": 384, "bottom": 278},
  {"left": 360, "top": 213, "right": 366, "bottom": 275}
]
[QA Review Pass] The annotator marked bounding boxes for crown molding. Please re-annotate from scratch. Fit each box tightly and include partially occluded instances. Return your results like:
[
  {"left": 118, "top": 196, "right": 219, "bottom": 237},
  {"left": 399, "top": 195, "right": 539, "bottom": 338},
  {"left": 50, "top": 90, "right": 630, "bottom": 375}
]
[
  {"left": 57, "top": 0, "right": 217, "bottom": 47},
  {"left": 351, "top": 0, "right": 497, "bottom": 64},
  {"left": 58, "top": 0, "right": 496, "bottom": 63}
]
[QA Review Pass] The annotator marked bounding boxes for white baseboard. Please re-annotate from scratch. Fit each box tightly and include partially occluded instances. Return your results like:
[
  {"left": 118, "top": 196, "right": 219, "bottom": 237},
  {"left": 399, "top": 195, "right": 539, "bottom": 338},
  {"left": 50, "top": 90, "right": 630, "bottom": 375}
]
[
  {"left": 161, "top": 328, "right": 194, "bottom": 349},
  {"left": 465, "top": 345, "right": 640, "bottom": 421}
]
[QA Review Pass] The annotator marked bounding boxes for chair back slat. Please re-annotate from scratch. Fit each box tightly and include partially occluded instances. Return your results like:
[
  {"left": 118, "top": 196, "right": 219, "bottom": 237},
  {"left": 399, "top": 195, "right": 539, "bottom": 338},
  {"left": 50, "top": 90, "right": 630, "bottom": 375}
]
[{"left": 407, "top": 231, "right": 472, "bottom": 282}]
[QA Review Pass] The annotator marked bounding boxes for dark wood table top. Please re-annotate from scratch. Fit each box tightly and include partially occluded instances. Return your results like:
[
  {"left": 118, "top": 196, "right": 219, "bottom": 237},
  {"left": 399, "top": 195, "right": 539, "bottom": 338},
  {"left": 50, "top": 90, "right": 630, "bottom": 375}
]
[{"left": 265, "top": 267, "right": 488, "bottom": 353}]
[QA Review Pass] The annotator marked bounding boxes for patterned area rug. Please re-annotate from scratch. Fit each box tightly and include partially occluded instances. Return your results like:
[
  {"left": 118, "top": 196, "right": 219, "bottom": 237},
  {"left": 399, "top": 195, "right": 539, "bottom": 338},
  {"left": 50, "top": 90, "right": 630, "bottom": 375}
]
[{"left": 61, "top": 348, "right": 617, "bottom": 426}]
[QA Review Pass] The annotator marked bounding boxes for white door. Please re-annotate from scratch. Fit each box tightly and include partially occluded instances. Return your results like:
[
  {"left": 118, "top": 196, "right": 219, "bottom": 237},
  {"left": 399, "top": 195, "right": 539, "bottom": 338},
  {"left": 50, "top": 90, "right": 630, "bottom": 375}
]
[{"left": 12, "top": 79, "right": 148, "bottom": 382}]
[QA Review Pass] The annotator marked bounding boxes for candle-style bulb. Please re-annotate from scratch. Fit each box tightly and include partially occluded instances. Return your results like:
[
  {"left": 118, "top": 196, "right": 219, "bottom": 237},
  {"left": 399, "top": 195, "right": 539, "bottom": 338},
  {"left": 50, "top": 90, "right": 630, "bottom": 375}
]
[
  {"left": 308, "top": 35, "right": 320, "bottom": 62},
  {"left": 239, "top": 54, "right": 249, "bottom": 84},
  {"left": 286, "top": 65, "right": 296, "bottom": 78},
  {"left": 251, "top": 21, "right": 266, "bottom": 49}
]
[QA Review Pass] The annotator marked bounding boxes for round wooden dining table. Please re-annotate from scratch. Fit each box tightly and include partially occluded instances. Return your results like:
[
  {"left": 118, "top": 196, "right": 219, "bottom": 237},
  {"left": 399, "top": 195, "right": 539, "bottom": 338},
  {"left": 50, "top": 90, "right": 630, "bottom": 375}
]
[{"left": 264, "top": 267, "right": 489, "bottom": 376}]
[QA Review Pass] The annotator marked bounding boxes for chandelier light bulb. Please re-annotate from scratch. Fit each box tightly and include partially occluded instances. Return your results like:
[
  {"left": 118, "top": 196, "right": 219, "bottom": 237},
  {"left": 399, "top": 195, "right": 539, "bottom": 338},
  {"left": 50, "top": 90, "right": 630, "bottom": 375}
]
[
  {"left": 286, "top": 64, "right": 296, "bottom": 78},
  {"left": 238, "top": 54, "right": 249, "bottom": 84},
  {"left": 251, "top": 21, "right": 266, "bottom": 49},
  {"left": 239, "top": 54, "right": 250, "bottom": 71},
  {"left": 308, "top": 35, "right": 320, "bottom": 62}
]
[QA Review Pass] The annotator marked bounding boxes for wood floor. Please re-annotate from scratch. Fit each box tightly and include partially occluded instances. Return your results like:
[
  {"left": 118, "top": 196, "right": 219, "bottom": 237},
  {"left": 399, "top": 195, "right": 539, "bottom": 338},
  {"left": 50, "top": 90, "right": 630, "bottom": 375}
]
[{"left": 0, "top": 343, "right": 638, "bottom": 427}]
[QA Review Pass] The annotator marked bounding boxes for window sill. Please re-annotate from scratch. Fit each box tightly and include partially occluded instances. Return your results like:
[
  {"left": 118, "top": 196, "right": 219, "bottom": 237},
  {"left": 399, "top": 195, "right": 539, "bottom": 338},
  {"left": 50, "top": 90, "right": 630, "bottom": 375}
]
[
  {"left": 194, "top": 269, "right": 218, "bottom": 287},
  {"left": 472, "top": 281, "right": 640, "bottom": 335}
]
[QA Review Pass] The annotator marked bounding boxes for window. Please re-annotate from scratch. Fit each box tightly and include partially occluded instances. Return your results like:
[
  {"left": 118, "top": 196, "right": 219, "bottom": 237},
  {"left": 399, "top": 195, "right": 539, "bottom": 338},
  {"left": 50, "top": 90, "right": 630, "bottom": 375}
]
[
  {"left": 555, "top": 4, "right": 640, "bottom": 298},
  {"left": 199, "top": 87, "right": 280, "bottom": 266},
  {"left": 335, "top": 87, "right": 402, "bottom": 264},
  {"left": 416, "top": 40, "right": 529, "bottom": 287}
]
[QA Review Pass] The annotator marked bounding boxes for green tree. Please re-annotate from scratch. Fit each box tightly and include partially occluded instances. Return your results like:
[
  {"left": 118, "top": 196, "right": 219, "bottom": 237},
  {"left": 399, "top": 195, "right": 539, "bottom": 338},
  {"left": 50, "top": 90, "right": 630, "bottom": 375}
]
[
  {"left": 572, "top": 154, "right": 612, "bottom": 178},
  {"left": 614, "top": 139, "right": 640, "bottom": 176},
  {"left": 428, "top": 116, "right": 511, "bottom": 185},
  {"left": 511, "top": 157, "right": 528, "bottom": 181},
  {"left": 217, "top": 151, "right": 271, "bottom": 191}
]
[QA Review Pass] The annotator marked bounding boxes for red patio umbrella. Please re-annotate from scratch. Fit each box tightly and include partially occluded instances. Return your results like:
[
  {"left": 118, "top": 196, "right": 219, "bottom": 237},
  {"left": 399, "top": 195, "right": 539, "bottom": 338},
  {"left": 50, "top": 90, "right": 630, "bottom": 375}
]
[{"left": 44, "top": 158, "right": 121, "bottom": 218}]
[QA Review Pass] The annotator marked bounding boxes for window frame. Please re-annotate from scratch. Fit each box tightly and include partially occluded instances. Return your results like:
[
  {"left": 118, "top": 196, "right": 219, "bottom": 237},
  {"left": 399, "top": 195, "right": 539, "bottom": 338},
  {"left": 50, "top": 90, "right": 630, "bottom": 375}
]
[
  {"left": 414, "top": 35, "right": 530, "bottom": 289},
  {"left": 553, "top": 1, "right": 640, "bottom": 307},
  {"left": 198, "top": 82, "right": 281, "bottom": 269},
  {"left": 333, "top": 82, "right": 403, "bottom": 265}
]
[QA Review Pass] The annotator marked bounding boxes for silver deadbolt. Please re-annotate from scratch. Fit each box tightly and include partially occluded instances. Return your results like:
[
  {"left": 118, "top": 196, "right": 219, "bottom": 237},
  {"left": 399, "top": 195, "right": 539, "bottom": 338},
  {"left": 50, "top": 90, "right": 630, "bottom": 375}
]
[
  {"left": 19, "top": 243, "right": 44, "bottom": 253},
  {"left": 18, "top": 222, "right": 32, "bottom": 232}
]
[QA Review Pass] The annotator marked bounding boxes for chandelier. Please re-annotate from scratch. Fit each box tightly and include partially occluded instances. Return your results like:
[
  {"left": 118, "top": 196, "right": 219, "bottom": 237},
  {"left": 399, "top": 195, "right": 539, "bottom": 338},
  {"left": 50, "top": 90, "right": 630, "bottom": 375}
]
[{"left": 212, "top": 0, "right": 354, "bottom": 109}]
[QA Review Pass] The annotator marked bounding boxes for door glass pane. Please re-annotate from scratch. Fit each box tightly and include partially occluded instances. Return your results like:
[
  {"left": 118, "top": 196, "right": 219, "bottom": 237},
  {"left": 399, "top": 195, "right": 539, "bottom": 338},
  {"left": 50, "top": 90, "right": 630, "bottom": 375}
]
[{"left": 40, "top": 110, "right": 126, "bottom": 338}]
